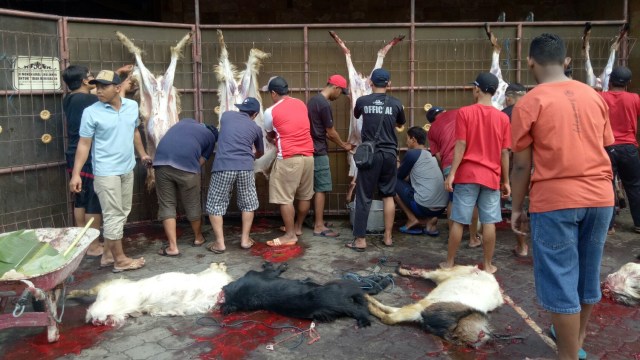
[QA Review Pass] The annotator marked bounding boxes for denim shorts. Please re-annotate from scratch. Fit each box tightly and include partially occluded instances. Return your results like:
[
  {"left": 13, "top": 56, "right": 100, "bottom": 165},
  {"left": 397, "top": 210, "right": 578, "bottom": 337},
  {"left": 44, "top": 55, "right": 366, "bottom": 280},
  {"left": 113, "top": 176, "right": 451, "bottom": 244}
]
[
  {"left": 530, "top": 207, "right": 611, "bottom": 314},
  {"left": 450, "top": 183, "right": 502, "bottom": 225}
]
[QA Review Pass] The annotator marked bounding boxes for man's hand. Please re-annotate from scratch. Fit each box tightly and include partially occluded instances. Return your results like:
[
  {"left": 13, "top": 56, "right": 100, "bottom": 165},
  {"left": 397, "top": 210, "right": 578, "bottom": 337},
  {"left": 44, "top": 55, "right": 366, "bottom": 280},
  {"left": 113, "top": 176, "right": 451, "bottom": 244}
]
[
  {"left": 501, "top": 182, "right": 511, "bottom": 198},
  {"left": 343, "top": 143, "right": 354, "bottom": 152},
  {"left": 444, "top": 173, "right": 455, "bottom": 192},
  {"left": 141, "top": 154, "right": 152, "bottom": 168},
  {"left": 511, "top": 208, "right": 529, "bottom": 236},
  {"left": 69, "top": 175, "right": 82, "bottom": 193}
]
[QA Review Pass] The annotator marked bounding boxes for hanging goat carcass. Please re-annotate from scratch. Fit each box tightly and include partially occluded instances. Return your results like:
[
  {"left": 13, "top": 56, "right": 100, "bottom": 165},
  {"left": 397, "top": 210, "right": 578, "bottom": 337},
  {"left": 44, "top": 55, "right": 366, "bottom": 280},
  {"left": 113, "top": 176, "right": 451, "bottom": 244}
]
[
  {"left": 330, "top": 31, "right": 404, "bottom": 200},
  {"left": 582, "top": 22, "right": 629, "bottom": 91},
  {"left": 115, "top": 31, "right": 193, "bottom": 190},
  {"left": 214, "top": 30, "right": 274, "bottom": 178},
  {"left": 484, "top": 24, "right": 509, "bottom": 110}
]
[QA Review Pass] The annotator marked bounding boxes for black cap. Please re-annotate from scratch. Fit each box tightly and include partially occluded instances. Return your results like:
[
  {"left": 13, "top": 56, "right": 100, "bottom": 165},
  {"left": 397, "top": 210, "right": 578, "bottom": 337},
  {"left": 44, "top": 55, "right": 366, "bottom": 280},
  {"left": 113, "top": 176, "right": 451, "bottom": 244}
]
[
  {"left": 267, "top": 76, "right": 289, "bottom": 95},
  {"left": 426, "top": 107, "right": 445, "bottom": 122},
  {"left": 505, "top": 82, "right": 526, "bottom": 95},
  {"left": 89, "top": 70, "right": 122, "bottom": 85},
  {"left": 235, "top": 97, "right": 261, "bottom": 113},
  {"left": 610, "top": 67, "right": 632, "bottom": 86},
  {"left": 370, "top": 68, "right": 391, "bottom": 87},
  {"left": 470, "top": 72, "right": 499, "bottom": 94}
]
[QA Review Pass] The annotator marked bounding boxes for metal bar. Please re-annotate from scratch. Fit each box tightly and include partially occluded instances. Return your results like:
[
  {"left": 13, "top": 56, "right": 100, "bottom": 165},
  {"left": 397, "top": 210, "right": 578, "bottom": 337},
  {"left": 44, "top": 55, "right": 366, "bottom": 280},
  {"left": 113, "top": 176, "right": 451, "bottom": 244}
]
[
  {"left": 303, "top": 26, "right": 310, "bottom": 102},
  {"left": 59, "top": 17, "right": 73, "bottom": 226},
  {"left": 623, "top": 0, "right": 628, "bottom": 20},
  {"left": 0, "top": 8, "right": 61, "bottom": 20},
  {"left": 516, "top": 23, "right": 522, "bottom": 83},
  {"left": 64, "top": 16, "right": 192, "bottom": 29},
  {"left": 0, "top": 90, "right": 64, "bottom": 96},
  {"left": 409, "top": 0, "right": 415, "bottom": 126},
  {"left": 193, "top": 0, "right": 202, "bottom": 123},
  {"left": 0, "top": 161, "right": 66, "bottom": 175}
]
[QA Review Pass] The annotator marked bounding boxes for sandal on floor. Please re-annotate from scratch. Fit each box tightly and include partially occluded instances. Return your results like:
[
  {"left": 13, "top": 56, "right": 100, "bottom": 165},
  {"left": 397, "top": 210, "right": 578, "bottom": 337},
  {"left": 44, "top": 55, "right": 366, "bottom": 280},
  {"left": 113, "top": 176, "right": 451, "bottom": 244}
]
[
  {"left": 112, "top": 258, "right": 145, "bottom": 273},
  {"left": 549, "top": 325, "right": 587, "bottom": 359},
  {"left": 207, "top": 243, "right": 226, "bottom": 254},
  {"left": 399, "top": 225, "right": 423, "bottom": 235},
  {"left": 345, "top": 239, "right": 366, "bottom": 252}
]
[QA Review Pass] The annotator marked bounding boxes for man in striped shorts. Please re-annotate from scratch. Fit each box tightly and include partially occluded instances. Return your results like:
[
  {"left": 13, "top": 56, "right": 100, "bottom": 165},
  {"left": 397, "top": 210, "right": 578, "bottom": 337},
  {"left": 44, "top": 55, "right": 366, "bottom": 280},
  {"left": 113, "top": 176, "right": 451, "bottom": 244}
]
[{"left": 206, "top": 97, "right": 264, "bottom": 253}]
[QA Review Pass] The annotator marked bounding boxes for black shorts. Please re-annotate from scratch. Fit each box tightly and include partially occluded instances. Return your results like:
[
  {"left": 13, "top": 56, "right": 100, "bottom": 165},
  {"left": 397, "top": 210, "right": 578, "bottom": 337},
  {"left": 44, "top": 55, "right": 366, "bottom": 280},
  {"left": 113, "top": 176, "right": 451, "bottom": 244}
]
[{"left": 73, "top": 176, "right": 102, "bottom": 214}]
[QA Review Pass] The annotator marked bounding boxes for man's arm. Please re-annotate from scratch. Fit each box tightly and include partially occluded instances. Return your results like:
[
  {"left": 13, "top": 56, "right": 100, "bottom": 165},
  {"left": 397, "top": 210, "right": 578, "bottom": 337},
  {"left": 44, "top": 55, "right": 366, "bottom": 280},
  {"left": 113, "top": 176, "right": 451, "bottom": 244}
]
[
  {"left": 444, "top": 140, "right": 466, "bottom": 192},
  {"left": 500, "top": 149, "right": 511, "bottom": 197},
  {"left": 397, "top": 150, "right": 419, "bottom": 180},
  {"left": 69, "top": 137, "right": 92, "bottom": 193},
  {"left": 134, "top": 128, "right": 151, "bottom": 166},
  {"left": 326, "top": 126, "right": 352, "bottom": 151},
  {"left": 511, "top": 146, "right": 532, "bottom": 235}
]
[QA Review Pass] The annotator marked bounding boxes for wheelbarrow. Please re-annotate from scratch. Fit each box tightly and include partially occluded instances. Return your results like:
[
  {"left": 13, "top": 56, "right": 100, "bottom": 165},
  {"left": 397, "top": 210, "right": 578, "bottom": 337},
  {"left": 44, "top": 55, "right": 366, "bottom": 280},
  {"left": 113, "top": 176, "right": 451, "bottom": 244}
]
[{"left": 0, "top": 226, "right": 100, "bottom": 342}]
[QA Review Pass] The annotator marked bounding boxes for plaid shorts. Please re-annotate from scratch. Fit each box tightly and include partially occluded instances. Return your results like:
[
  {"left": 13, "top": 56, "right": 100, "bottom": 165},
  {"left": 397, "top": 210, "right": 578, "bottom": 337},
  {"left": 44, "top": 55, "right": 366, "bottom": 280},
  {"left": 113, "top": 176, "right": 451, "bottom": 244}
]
[{"left": 206, "top": 170, "right": 259, "bottom": 216}]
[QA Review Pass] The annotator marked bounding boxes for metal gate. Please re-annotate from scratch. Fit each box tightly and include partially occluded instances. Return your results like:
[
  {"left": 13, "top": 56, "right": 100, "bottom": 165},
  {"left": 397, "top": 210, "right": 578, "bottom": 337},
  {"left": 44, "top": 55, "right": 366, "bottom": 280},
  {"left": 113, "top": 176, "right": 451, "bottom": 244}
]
[{"left": 0, "top": 7, "right": 632, "bottom": 232}]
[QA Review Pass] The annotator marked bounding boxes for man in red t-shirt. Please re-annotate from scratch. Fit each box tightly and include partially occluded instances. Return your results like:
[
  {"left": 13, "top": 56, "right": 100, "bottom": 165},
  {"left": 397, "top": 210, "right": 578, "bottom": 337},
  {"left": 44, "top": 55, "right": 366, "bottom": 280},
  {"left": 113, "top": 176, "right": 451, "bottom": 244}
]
[
  {"left": 427, "top": 106, "right": 482, "bottom": 247},
  {"left": 442, "top": 73, "right": 511, "bottom": 274},
  {"left": 600, "top": 66, "right": 640, "bottom": 234},
  {"left": 264, "top": 76, "right": 315, "bottom": 247}
]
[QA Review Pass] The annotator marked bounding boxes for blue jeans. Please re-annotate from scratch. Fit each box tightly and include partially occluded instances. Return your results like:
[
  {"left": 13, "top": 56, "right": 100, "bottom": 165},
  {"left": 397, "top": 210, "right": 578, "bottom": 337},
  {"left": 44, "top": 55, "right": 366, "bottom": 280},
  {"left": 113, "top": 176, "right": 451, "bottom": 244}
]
[
  {"left": 530, "top": 207, "right": 611, "bottom": 314},
  {"left": 450, "top": 183, "right": 502, "bottom": 225}
]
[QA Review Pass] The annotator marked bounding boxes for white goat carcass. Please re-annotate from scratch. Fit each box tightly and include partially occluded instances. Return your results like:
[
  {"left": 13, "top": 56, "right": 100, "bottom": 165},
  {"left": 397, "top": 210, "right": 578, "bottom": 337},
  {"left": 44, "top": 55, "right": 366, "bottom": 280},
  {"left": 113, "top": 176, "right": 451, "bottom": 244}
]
[
  {"left": 582, "top": 22, "right": 629, "bottom": 91},
  {"left": 214, "top": 30, "right": 274, "bottom": 178},
  {"left": 484, "top": 24, "right": 509, "bottom": 110},
  {"left": 116, "top": 31, "right": 193, "bottom": 190},
  {"left": 602, "top": 262, "right": 640, "bottom": 306},
  {"left": 67, "top": 262, "right": 232, "bottom": 326},
  {"left": 330, "top": 31, "right": 404, "bottom": 200},
  {"left": 366, "top": 265, "right": 504, "bottom": 347}
]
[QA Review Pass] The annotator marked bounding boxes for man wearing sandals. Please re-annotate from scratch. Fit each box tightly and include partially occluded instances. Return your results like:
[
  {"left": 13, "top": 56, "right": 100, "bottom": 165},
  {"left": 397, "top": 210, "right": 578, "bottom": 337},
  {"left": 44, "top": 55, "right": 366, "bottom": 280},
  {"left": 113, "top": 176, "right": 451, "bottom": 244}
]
[
  {"left": 264, "top": 77, "right": 314, "bottom": 247},
  {"left": 153, "top": 118, "right": 217, "bottom": 257},
  {"left": 511, "top": 33, "right": 613, "bottom": 360},
  {"left": 396, "top": 127, "right": 448, "bottom": 236},
  {"left": 70, "top": 70, "right": 149, "bottom": 273},
  {"left": 206, "top": 97, "right": 264, "bottom": 253}
]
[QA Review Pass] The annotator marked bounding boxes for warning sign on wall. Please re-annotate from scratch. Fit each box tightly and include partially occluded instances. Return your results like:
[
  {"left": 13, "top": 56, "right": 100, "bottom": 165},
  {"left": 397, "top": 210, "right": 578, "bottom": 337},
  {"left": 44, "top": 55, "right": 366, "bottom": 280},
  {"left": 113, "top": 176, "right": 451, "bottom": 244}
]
[{"left": 12, "top": 56, "right": 61, "bottom": 91}]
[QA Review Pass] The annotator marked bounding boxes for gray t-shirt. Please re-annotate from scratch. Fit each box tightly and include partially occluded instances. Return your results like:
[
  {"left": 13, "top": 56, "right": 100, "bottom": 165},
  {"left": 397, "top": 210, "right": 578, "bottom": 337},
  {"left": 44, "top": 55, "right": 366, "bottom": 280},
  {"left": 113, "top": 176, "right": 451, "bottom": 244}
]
[
  {"left": 398, "top": 149, "right": 449, "bottom": 209},
  {"left": 212, "top": 111, "right": 264, "bottom": 172}
]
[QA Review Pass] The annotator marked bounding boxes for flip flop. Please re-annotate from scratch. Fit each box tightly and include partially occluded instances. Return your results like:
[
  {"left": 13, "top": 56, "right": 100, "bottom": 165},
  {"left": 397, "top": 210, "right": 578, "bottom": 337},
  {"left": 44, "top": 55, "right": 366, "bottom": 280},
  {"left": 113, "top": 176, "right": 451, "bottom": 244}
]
[
  {"left": 313, "top": 229, "right": 340, "bottom": 238},
  {"left": 549, "top": 325, "right": 587, "bottom": 360},
  {"left": 158, "top": 246, "right": 181, "bottom": 257},
  {"left": 399, "top": 225, "right": 423, "bottom": 235},
  {"left": 469, "top": 235, "right": 483, "bottom": 248},
  {"left": 207, "top": 243, "right": 226, "bottom": 254},
  {"left": 99, "top": 261, "right": 114, "bottom": 269},
  {"left": 266, "top": 238, "right": 297, "bottom": 247},
  {"left": 241, "top": 239, "right": 255, "bottom": 249},
  {"left": 345, "top": 239, "right": 366, "bottom": 252},
  {"left": 192, "top": 238, "right": 206, "bottom": 247},
  {"left": 423, "top": 229, "right": 440, "bottom": 237},
  {"left": 112, "top": 258, "right": 145, "bottom": 273}
]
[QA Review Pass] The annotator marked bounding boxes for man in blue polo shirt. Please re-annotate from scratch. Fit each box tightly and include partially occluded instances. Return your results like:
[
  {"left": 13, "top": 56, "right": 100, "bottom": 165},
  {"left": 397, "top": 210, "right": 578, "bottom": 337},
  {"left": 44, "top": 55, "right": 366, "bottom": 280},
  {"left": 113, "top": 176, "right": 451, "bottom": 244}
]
[{"left": 70, "top": 70, "right": 150, "bottom": 273}]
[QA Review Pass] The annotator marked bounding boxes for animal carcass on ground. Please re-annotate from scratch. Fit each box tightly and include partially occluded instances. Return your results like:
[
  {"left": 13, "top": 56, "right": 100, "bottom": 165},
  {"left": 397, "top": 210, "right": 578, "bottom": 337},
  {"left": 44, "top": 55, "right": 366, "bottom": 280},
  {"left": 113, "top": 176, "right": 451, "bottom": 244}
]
[
  {"left": 116, "top": 31, "right": 193, "bottom": 190},
  {"left": 484, "top": 24, "right": 509, "bottom": 110},
  {"left": 221, "top": 262, "right": 389, "bottom": 328},
  {"left": 582, "top": 22, "right": 629, "bottom": 91},
  {"left": 366, "top": 265, "right": 504, "bottom": 347},
  {"left": 67, "top": 262, "right": 232, "bottom": 326},
  {"left": 602, "top": 262, "right": 640, "bottom": 306},
  {"left": 330, "top": 31, "right": 404, "bottom": 200},
  {"left": 214, "top": 30, "right": 274, "bottom": 178}
]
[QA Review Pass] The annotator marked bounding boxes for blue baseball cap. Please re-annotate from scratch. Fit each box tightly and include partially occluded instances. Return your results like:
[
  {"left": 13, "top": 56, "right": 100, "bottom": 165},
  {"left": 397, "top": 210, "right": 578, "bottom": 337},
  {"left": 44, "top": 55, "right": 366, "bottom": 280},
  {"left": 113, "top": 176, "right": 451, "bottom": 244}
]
[
  {"left": 235, "top": 97, "right": 261, "bottom": 113},
  {"left": 426, "top": 107, "right": 445, "bottom": 122},
  {"left": 371, "top": 68, "right": 391, "bottom": 87}
]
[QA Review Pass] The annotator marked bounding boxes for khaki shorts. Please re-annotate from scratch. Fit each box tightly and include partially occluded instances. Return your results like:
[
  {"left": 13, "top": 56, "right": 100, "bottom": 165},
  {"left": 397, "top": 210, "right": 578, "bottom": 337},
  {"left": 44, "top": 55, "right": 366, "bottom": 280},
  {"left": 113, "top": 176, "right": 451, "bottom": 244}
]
[
  {"left": 93, "top": 171, "right": 134, "bottom": 240},
  {"left": 269, "top": 155, "right": 314, "bottom": 204},
  {"left": 155, "top": 166, "right": 202, "bottom": 221}
]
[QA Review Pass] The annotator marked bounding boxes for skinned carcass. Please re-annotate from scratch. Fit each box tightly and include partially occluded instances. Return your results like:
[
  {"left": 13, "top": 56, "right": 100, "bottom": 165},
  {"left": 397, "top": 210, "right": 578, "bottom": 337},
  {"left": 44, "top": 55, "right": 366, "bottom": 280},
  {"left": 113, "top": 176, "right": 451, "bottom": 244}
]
[
  {"left": 330, "top": 31, "right": 404, "bottom": 200},
  {"left": 116, "top": 31, "right": 193, "bottom": 190},
  {"left": 214, "top": 30, "right": 274, "bottom": 178},
  {"left": 602, "top": 262, "right": 640, "bottom": 306},
  {"left": 583, "top": 22, "right": 629, "bottom": 91},
  {"left": 484, "top": 24, "right": 509, "bottom": 110}
]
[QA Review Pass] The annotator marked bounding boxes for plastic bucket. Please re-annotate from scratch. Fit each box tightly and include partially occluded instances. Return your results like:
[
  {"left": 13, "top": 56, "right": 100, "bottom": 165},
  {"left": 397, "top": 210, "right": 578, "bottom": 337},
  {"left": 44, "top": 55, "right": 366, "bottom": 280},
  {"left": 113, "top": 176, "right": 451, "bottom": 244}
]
[{"left": 347, "top": 200, "right": 385, "bottom": 233}]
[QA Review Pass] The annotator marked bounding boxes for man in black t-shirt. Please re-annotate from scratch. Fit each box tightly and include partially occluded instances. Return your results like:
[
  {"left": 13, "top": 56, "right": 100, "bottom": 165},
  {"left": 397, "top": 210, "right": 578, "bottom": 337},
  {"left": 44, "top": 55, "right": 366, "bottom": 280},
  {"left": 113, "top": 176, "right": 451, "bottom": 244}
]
[
  {"left": 347, "top": 68, "right": 406, "bottom": 251},
  {"left": 307, "top": 75, "right": 352, "bottom": 238},
  {"left": 62, "top": 65, "right": 104, "bottom": 258}
]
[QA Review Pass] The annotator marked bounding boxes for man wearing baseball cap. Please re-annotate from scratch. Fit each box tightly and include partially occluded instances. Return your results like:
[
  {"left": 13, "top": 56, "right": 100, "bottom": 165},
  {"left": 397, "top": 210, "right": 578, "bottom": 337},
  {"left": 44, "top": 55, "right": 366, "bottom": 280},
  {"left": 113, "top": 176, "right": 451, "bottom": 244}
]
[
  {"left": 70, "top": 69, "right": 151, "bottom": 273},
  {"left": 442, "top": 72, "right": 511, "bottom": 274},
  {"left": 307, "top": 74, "right": 352, "bottom": 238},
  {"left": 206, "top": 97, "right": 265, "bottom": 253},
  {"left": 263, "top": 76, "right": 315, "bottom": 247},
  {"left": 600, "top": 66, "right": 640, "bottom": 235},
  {"left": 348, "top": 68, "right": 406, "bottom": 251}
]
